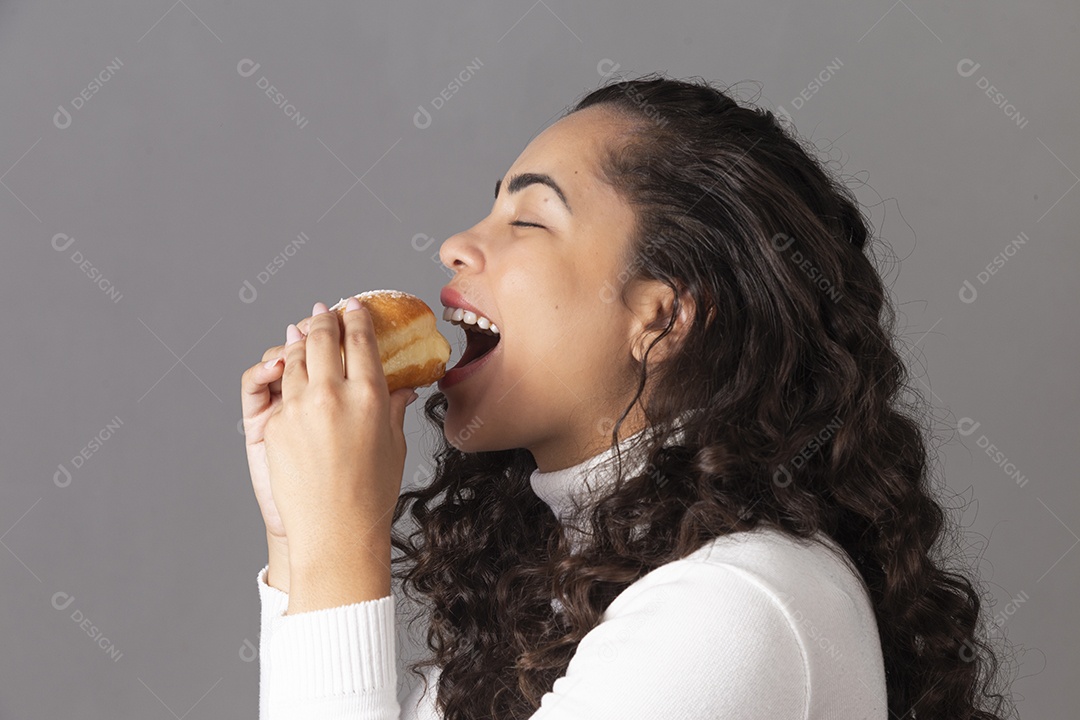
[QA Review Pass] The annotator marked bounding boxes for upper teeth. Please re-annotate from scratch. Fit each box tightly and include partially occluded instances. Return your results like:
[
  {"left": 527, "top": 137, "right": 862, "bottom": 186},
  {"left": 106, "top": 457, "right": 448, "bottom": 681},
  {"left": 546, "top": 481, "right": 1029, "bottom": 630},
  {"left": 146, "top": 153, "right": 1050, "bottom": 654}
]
[{"left": 442, "top": 306, "right": 499, "bottom": 335}]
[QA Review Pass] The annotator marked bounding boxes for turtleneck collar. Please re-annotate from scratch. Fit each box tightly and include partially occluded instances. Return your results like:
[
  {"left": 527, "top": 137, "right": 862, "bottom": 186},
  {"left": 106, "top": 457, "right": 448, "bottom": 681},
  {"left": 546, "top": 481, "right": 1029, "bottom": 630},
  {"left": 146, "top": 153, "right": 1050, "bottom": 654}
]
[{"left": 528, "top": 411, "right": 698, "bottom": 548}]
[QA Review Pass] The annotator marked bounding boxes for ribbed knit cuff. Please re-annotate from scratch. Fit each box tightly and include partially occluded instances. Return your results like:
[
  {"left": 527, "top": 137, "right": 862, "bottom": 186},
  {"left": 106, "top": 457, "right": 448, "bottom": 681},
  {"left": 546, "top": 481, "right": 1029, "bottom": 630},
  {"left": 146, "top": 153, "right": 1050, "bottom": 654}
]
[
  {"left": 267, "top": 591, "right": 398, "bottom": 708},
  {"left": 257, "top": 564, "right": 291, "bottom": 720}
]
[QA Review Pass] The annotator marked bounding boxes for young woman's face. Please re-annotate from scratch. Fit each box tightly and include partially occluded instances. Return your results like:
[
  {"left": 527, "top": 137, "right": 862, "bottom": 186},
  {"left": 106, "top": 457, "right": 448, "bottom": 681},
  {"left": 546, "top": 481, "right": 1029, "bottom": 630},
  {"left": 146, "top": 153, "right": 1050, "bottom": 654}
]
[{"left": 438, "top": 105, "right": 650, "bottom": 471}]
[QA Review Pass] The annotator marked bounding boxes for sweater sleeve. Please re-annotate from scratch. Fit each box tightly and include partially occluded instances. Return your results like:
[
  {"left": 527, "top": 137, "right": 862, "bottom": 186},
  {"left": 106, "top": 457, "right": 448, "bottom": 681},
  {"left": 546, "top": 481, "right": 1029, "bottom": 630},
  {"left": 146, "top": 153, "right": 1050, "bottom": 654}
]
[
  {"left": 256, "top": 564, "right": 441, "bottom": 720},
  {"left": 257, "top": 564, "right": 290, "bottom": 720},
  {"left": 259, "top": 559, "right": 809, "bottom": 720}
]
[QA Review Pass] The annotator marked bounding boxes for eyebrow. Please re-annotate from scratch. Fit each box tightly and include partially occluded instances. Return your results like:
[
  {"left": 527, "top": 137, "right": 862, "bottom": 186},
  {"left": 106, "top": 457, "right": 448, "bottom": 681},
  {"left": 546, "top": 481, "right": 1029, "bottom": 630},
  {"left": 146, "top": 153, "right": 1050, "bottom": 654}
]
[{"left": 494, "top": 172, "right": 572, "bottom": 214}]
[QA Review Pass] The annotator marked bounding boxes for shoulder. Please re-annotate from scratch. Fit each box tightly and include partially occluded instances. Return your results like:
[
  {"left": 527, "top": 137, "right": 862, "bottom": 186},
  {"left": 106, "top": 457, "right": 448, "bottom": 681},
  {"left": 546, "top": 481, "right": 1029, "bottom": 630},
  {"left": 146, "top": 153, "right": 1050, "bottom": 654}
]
[
  {"left": 578, "top": 526, "right": 887, "bottom": 719},
  {"left": 609, "top": 525, "right": 871, "bottom": 618},
  {"left": 540, "top": 531, "right": 815, "bottom": 718},
  {"left": 614, "top": 526, "right": 883, "bottom": 672},
  {"left": 660, "top": 525, "right": 870, "bottom": 612}
]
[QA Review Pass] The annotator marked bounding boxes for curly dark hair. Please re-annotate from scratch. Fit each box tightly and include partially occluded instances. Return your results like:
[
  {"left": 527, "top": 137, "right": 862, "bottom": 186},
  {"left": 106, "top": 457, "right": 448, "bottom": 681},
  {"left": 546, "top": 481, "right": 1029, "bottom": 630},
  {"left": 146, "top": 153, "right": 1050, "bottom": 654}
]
[{"left": 389, "top": 75, "right": 1016, "bottom": 720}]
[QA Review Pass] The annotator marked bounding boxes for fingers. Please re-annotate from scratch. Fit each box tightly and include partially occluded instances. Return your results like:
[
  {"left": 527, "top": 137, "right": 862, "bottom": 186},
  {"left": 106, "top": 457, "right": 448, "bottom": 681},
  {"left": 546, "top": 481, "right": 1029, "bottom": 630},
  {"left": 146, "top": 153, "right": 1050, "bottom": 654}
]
[
  {"left": 388, "top": 387, "right": 418, "bottom": 433},
  {"left": 272, "top": 319, "right": 305, "bottom": 394},
  {"left": 304, "top": 302, "right": 344, "bottom": 385},
  {"left": 280, "top": 322, "right": 309, "bottom": 402},
  {"left": 297, "top": 313, "right": 316, "bottom": 336},
  {"left": 279, "top": 299, "right": 388, "bottom": 401},
  {"left": 341, "top": 296, "right": 386, "bottom": 389},
  {"left": 261, "top": 344, "right": 286, "bottom": 363},
  {"left": 240, "top": 354, "right": 286, "bottom": 422}
]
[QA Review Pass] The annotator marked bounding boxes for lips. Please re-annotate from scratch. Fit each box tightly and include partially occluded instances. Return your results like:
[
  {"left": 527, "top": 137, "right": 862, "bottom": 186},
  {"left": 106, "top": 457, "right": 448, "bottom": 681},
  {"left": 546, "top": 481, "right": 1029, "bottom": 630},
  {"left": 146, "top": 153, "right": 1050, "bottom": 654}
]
[{"left": 439, "top": 286, "right": 498, "bottom": 328}]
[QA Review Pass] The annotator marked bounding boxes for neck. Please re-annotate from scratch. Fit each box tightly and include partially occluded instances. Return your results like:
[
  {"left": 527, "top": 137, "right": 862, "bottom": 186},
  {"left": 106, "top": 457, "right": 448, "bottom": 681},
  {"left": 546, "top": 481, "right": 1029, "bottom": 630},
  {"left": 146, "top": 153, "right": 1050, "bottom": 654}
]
[
  {"left": 528, "top": 407, "right": 701, "bottom": 551},
  {"left": 529, "top": 406, "right": 650, "bottom": 473},
  {"left": 528, "top": 423, "right": 653, "bottom": 547}
]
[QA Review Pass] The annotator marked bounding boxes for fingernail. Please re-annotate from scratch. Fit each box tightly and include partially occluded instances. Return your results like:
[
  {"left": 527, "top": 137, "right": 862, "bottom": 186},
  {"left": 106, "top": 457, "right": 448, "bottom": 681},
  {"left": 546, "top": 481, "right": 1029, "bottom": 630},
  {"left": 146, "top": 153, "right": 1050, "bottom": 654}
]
[
  {"left": 346, "top": 296, "right": 360, "bottom": 312},
  {"left": 264, "top": 356, "right": 282, "bottom": 370},
  {"left": 313, "top": 302, "right": 328, "bottom": 316},
  {"left": 406, "top": 391, "right": 419, "bottom": 406},
  {"left": 286, "top": 323, "right": 302, "bottom": 345}
]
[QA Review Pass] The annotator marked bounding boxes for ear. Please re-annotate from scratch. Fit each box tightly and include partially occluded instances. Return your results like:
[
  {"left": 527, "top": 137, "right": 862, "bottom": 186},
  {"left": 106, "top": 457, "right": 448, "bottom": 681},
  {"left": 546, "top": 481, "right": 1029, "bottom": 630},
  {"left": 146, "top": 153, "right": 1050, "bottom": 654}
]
[{"left": 625, "top": 279, "right": 695, "bottom": 365}]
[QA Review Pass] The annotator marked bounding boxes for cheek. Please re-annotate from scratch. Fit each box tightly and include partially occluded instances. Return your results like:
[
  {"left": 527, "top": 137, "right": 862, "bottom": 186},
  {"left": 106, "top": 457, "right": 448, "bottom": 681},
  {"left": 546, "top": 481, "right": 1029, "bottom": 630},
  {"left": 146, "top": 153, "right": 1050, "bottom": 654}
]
[
  {"left": 466, "top": 258, "right": 633, "bottom": 422},
  {"left": 512, "top": 305, "right": 630, "bottom": 393}
]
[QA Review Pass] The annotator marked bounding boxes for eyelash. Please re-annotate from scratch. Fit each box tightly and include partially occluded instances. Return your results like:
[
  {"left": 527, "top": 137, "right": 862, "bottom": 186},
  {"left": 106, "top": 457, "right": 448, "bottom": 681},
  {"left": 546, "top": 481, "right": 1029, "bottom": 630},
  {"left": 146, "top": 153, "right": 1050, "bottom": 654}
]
[{"left": 511, "top": 220, "right": 546, "bottom": 229}]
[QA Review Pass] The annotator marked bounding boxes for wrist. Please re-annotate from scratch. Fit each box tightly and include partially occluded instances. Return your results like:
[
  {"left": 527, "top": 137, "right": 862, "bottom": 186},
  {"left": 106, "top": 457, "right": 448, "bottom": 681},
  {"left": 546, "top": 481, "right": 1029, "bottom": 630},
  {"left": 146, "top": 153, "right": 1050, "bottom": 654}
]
[
  {"left": 289, "top": 535, "right": 391, "bottom": 577},
  {"left": 265, "top": 531, "right": 291, "bottom": 593},
  {"left": 287, "top": 520, "right": 391, "bottom": 568},
  {"left": 287, "top": 553, "right": 391, "bottom": 614}
]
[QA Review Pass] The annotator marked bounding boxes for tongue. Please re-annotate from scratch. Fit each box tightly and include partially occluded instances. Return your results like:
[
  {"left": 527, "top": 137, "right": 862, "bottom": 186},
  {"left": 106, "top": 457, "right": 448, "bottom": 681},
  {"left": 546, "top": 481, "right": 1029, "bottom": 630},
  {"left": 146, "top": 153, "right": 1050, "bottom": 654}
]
[{"left": 452, "top": 329, "right": 500, "bottom": 370}]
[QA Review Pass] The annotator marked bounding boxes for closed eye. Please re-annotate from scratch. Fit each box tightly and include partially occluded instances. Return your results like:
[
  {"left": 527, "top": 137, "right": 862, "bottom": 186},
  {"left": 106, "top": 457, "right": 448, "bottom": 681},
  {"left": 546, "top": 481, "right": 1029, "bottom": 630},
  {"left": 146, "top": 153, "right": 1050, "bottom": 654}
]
[{"left": 511, "top": 220, "right": 546, "bottom": 229}]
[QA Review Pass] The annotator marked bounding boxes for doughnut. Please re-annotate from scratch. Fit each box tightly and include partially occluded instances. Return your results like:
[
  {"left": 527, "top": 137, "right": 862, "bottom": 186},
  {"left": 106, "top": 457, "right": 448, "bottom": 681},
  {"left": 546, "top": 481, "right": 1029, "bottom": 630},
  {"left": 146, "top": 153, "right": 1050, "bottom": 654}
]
[{"left": 326, "top": 290, "right": 451, "bottom": 391}]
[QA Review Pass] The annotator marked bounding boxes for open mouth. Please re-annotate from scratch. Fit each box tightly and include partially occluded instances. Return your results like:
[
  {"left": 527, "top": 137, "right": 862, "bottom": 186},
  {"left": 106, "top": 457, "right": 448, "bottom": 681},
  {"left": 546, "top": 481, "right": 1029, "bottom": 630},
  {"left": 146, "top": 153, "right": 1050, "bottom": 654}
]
[
  {"left": 452, "top": 325, "right": 501, "bottom": 370},
  {"left": 439, "top": 305, "right": 502, "bottom": 388}
]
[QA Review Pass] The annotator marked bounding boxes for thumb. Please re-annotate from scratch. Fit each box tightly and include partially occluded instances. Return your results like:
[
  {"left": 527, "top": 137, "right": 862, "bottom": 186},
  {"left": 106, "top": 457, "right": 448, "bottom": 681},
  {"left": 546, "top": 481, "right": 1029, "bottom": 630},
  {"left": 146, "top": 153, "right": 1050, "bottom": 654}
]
[{"left": 388, "top": 388, "right": 418, "bottom": 431}]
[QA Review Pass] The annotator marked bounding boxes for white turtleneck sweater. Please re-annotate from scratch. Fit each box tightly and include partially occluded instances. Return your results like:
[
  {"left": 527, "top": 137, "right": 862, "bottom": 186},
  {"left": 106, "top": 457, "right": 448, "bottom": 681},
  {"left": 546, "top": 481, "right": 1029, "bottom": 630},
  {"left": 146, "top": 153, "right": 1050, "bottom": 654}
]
[{"left": 256, "top": 425, "right": 889, "bottom": 719}]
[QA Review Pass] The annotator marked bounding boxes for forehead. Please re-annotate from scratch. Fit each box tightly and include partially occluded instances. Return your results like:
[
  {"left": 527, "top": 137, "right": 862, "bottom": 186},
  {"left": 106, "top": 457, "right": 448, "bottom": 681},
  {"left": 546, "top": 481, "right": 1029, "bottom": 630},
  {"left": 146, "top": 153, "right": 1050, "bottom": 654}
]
[{"left": 506, "top": 106, "right": 624, "bottom": 197}]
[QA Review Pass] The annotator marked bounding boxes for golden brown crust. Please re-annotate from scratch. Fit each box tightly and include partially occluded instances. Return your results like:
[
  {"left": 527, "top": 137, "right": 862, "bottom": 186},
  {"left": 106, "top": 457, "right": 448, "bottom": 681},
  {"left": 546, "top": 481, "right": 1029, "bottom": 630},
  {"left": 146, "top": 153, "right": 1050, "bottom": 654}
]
[{"left": 328, "top": 290, "right": 451, "bottom": 391}]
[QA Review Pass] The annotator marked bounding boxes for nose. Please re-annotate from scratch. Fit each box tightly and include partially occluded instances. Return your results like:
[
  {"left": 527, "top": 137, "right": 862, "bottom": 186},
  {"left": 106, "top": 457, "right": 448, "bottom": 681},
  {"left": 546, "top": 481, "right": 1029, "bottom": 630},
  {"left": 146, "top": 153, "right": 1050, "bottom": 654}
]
[{"left": 439, "top": 227, "right": 483, "bottom": 276}]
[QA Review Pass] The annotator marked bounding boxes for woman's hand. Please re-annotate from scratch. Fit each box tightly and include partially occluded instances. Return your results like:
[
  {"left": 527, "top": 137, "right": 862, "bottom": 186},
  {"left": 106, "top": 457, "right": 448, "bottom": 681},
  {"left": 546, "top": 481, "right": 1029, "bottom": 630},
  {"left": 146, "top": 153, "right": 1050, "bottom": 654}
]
[
  {"left": 240, "top": 305, "right": 329, "bottom": 543},
  {"left": 241, "top": 341, "right": 295, "bottom": 542},
  {"left": 262, "top": 297, "right": 416, "bottom": 575}
]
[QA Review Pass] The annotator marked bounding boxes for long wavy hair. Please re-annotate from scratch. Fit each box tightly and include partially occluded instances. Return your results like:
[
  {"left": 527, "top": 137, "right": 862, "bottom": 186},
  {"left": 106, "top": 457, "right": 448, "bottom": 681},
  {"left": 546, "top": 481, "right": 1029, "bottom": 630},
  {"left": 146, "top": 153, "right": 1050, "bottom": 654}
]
[{"left": 390, "top": 75, "right": 1016, "bottom": 720}]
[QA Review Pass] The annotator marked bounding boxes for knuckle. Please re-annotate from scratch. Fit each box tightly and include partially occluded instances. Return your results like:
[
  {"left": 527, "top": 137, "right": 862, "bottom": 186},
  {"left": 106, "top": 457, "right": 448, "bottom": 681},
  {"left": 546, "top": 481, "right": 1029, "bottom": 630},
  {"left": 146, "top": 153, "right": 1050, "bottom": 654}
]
[
  {"left": 344, "top": 326, "right": 367, "bottom": 347},
  {"left": 281, "top": 359, "right": 303, "bottom": 379},
  {"left": 307, "top": 326, "right": 336, "bottom": 343},
  {"left": 242, "top": 360, "right": 266, "bottom": 385},
  {"left": 283, "top": 341, "right": 305, "bottom": 360},
  {"left": 262, "top": 345, "right": 284, "bottom": 362},
  {"left": 308, "top": 383, "right": 341, "bottom": 409},
  {"left": 353, "top": 378, "right": 385, "bottom": 402}
]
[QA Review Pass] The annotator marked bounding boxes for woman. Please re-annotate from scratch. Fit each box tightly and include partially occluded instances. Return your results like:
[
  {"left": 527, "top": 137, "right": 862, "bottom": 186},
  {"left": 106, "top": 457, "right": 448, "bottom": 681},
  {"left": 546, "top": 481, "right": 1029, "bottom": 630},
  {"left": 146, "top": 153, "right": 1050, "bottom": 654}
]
[{"left": 240, "top": 76, "right": 1014, "bottom": 719}]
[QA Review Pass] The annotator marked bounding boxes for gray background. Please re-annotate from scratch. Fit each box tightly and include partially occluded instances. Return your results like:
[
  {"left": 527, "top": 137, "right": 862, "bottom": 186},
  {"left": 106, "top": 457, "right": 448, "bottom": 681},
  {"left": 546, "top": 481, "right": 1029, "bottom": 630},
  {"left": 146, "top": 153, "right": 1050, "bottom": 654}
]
[{"left": 1, "top": 1, "right": 1075, "bottom": 717}]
